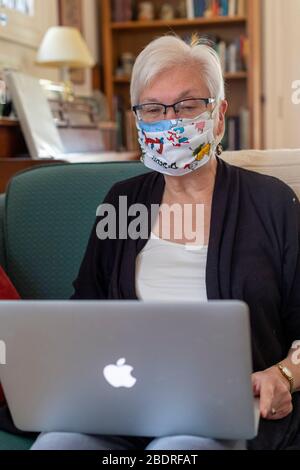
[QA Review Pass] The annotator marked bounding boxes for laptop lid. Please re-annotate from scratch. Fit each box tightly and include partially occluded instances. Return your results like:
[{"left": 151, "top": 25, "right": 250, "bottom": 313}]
[{"left": 0, "top": 300, "right": 259, "bottom": 440}]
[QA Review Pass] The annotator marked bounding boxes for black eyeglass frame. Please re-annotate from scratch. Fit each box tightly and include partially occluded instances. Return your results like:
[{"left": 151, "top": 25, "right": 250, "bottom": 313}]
[{"left": 132, "top": 97, "right": 216, "bottom": 118}]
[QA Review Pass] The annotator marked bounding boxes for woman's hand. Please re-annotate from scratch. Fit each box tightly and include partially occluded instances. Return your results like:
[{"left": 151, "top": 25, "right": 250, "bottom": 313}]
[{"left": 252, "top": 367, "right": 293, "bottom": 420}]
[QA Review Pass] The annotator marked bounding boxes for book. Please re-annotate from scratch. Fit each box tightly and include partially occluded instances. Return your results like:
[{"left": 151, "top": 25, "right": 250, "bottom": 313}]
[
  {"left": 194, "top": 0, "right": 206, "bottom": 17},
  {"left": 227, "top": 42, "right": 237, "bottom": 73},
  {"left": 228, "top": 116, "right": 240, "bottom": 150},
  {"left": 186, "top": 0, "right": 195, "bottom": 19},
  {"left": 217, "top": 40, "right": 227, "bottom": 73},
  {"left": 237, "top": 0, "right": 246, "bottom": 16},
  {"left": 112, "top": 0, "right": 132, "bottom": 22},
  {"left": 228, "top": 0, "right": 237, "bottom": 16},
  {"left": 239, "top": 107, "right": 250, "bottom": 150},
  {"left": 204, "top": 0, "right": 213, "bottom": 17},
  {"left": 223, "top": 116, "right": 241, "bottom": 151},
  {"left": 212, "top": 0, "right": 220, "bottom": 16},
  {"left": 219, "top": 0, "right": 229, "bottom": 16}
]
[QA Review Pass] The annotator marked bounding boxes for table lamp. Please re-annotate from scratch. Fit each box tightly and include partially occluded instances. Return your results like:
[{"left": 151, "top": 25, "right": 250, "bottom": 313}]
[{"left": 36, "top": 26, "right": 95, "bottom": 100}]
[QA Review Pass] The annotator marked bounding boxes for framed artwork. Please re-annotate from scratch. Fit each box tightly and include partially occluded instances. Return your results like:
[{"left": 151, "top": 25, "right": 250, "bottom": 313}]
[
  {"left": 0, "top": 0, "right": 34, "bottom": 15},
  {"left": 0, "top": 0, "right": 44, "bottom": 47},
  {"left": 58, "top": 0, "right": 85, "bottom": 85}
]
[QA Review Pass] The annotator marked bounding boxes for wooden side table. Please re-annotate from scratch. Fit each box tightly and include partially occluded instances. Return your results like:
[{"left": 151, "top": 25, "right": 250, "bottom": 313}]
[
  {"left": 0, "top": 118, "right": 28, "bottom": 158},
  {"left": 0, "top": 117, "right": 140, "bottom": 193},
  {"left": 0, "top": 152, "right": 140, "bottom": 194}
]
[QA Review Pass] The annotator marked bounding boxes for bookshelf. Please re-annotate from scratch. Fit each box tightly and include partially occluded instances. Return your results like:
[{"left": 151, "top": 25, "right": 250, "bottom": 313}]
[{"left": 100, "top": 0, "right": 262, "bottom": 150}]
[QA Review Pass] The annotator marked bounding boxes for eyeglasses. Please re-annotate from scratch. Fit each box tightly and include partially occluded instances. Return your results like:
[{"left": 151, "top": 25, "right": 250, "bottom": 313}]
[{"left": 132, "top": 97, "right": 216, "bottom": 122}]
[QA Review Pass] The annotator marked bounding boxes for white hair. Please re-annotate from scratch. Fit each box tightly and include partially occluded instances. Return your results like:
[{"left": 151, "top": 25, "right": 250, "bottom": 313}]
[{"left": 130, "top": 35, "right": 225, "bottom": 106}]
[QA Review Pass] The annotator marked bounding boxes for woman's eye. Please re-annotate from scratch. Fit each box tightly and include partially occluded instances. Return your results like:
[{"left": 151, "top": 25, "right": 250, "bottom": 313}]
[
  {"left": 147, "top": 107, "right": 160, "bottom": 114},
  {"left": 181, "top": 105, "right": 196, "bottom": 111}
]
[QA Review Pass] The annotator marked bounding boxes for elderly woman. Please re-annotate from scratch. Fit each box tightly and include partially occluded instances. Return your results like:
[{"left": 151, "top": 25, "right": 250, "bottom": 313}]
[{"left": 31, "top": 35, "right": 300, "bottom": 450}]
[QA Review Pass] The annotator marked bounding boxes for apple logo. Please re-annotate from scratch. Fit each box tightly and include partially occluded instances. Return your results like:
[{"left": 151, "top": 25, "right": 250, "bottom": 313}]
[{"left": 103, "top": 358, "right": 137, "bottom": 388}]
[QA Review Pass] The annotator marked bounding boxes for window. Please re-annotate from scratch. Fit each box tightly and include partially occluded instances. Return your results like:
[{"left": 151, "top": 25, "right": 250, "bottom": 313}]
[
  {"left": 0, "top": 0, "right": 48, "bottom": 48},
  {"left": 0, "top": 0, "right": 34, "bottom": 16}
]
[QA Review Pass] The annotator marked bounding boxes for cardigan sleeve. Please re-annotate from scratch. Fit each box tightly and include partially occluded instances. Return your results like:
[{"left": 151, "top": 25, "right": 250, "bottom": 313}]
[
  {"left": 70, "top": 185, "right": 118, "bottom": 300},
  {"left": 281, "top": 187, "right": 300, "bottom": 347}
]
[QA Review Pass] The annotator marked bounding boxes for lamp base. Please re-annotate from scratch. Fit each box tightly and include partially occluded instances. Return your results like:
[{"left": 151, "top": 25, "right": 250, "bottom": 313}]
[{"left": 60, "top": 67, "right": 75, "bottom": 102}]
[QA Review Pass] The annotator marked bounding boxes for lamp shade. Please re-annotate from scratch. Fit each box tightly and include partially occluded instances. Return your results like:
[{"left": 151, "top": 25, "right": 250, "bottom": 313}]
[{"left": 36, "top": 26, "right": 95, "bottom": 68}]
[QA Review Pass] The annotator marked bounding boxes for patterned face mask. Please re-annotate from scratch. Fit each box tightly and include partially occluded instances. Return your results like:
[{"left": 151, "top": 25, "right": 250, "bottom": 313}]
[{"left": 136, "top": 109, "right": 218, "bottom": 177}]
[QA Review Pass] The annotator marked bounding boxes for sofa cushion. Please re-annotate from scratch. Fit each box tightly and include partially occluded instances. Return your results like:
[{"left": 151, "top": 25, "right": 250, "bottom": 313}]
[
  {"left": 0, "top": 431, "right": 35, "bottom": 450},
  {"left": 5, "top": 162, "right": 150, "bottom": 300},
  {"left": 222, "top": 149, "right": 300, "bottom": 200}
]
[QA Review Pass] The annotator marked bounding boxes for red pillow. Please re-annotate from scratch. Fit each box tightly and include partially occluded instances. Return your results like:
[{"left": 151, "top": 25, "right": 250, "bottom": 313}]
[
  {"left": 0, "top": 266, "right": 20, "bottom": 300},
  {"left": 0, "top": 266, "right": 20, "bottom": 404}
]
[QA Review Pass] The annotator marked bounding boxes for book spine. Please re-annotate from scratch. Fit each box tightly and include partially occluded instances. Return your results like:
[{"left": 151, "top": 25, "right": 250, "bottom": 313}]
[
  {"left": 227, "top": 116, "right": 240, "bottom": 150},
  {"left": 204, "top": 0, "right": 213, "bottom": 18},
  {"left": 218, "top": 41, "right": 226, "bottom": 73},
  {"left": 237, "top": 0, "right": 246, "bottom": 16},
  {"left": 227, "top": 42, "right": 237, "bottom": 73},
  {"left": 186, "top": 0, "right": 195, "bottom": 19},
  {"left": 228, "top": 0, "right": 237, "bottom": 16},
  {"left": 112, "top": 0, "right": 133, "bottom": 22},
  {"left": 239, "top": 107, "right": 250, "bottom": 150},
  {"left": 212, "top": 0, "right": 220, "bottom": 16},
  {"left": 220, "top": 0, "right": 229, "bottom": 16}
]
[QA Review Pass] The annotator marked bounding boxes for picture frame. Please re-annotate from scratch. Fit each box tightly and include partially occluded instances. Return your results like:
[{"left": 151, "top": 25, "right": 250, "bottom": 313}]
[
  {"left": 58, "top": 0, "right": 85, "bottom": 85},
  {"left": 0, "top": 0, "right": 44, "bottom": 47}
]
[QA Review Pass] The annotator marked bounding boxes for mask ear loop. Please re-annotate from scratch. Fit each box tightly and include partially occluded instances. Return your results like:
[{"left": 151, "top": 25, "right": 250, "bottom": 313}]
[
  {"left": 210, "top": 101, "right": 219, "bottom": 119},
  {"left": 210, "top": 102, "right": 224, "bottom": 156}
]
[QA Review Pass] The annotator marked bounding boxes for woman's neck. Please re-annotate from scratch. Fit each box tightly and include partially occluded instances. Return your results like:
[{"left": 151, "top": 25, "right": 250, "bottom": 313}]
[{"left": 163, "top": 156, "right": 218, "bottom": 200}]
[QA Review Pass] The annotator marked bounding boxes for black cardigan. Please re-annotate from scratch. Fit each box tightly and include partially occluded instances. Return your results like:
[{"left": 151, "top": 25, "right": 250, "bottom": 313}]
[{"left": 71, "top": 156, "right": 300, "bottom": 450}]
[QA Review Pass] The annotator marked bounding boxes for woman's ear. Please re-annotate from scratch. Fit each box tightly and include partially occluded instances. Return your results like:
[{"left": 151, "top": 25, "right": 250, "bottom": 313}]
[{"left": 216, "top": 100, "right": 228, "bottom": 136}]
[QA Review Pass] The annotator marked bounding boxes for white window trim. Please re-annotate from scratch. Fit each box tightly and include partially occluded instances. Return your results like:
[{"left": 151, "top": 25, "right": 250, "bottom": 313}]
[{"left": 0, "top": 0, "right": 46, "bottom": 48}]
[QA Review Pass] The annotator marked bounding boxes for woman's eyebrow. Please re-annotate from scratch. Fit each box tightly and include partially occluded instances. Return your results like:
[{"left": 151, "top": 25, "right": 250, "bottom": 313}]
[{"left": 141, "top": 90, "right": 199, "bottom": 104}]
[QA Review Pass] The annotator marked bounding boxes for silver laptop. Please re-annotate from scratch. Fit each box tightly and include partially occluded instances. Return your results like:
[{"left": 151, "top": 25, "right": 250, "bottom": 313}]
[{"left": 0, "top": 300, "right": 259, "bottom": 440}]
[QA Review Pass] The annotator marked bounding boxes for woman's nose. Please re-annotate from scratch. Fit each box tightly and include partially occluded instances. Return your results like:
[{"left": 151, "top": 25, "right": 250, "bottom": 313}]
[{"left": 164, "top": 106, "right": 177, "bottom": 120}]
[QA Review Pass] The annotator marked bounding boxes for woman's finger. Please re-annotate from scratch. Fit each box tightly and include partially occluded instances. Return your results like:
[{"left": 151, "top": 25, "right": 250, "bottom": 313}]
[{"left": 259, "top": 380, "right": 274, "bottom": 418}]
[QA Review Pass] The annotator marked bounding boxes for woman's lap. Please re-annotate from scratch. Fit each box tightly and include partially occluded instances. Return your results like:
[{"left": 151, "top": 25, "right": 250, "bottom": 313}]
[{"left": 31, "top": 432, "right": 246, "bottom": 450}]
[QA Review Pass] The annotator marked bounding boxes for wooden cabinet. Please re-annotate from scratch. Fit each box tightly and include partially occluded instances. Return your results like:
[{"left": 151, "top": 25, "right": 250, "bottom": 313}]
[
  {"left": 0, "top": 119, "right": 28, "bottom": 158},
  {"left": 100, "top": 0, "right": 262, "bottom": 149}
]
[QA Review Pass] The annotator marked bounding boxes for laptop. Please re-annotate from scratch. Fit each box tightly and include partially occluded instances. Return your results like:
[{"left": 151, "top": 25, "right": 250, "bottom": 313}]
[{"left": 0, "top": 300, "right": 260, "bottom": 440}]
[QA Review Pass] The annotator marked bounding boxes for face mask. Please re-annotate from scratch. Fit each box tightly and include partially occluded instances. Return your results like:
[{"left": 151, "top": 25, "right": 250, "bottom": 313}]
[{"left": 136, "top": 110, "right": 218, "bottom": 177}]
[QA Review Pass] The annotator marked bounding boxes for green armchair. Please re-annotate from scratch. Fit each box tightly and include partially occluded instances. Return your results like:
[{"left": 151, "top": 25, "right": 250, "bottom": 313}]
[
  {"left": 0, "top": 161, "right": 149, "bottom": 450},
  {"left": 1, "top": 149, "right": 300, "bottom": 449}
]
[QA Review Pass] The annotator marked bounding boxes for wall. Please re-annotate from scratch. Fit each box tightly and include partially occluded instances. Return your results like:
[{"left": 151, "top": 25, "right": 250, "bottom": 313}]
[
  {"left": 0, "top": 0, "right": 59, "bottom": 81},
  {"left": 263, "top": 0, "right": 300, "bottom": 149},
  {"left": 0, "top": 0, "right": 99, "bottom": 95}
]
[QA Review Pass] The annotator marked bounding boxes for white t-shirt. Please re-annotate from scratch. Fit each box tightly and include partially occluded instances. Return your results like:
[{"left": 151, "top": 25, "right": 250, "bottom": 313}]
[{"left": 136, "top": 232, "right": 208, "bottom": 302}]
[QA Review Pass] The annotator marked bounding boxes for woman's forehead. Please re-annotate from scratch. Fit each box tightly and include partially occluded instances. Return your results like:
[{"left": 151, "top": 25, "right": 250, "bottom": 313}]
[{"left": 140, "top": 66, "right": 209, "bottom": 102}]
